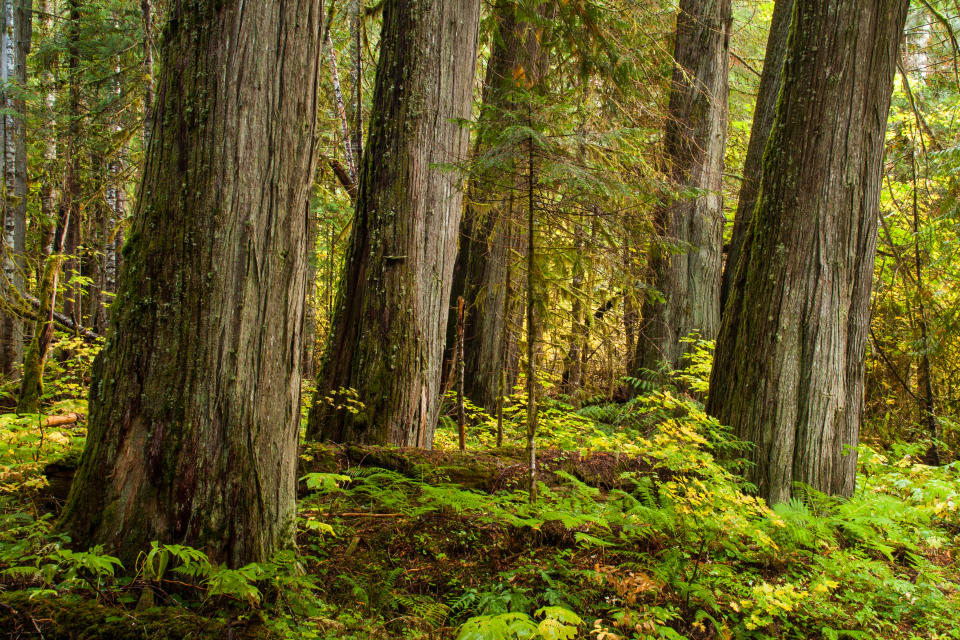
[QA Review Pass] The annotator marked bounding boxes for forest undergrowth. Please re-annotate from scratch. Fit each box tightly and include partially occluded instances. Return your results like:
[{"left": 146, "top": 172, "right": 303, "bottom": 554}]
[{"left": 0, "top": 354, "right": 958, "bottom": 639}]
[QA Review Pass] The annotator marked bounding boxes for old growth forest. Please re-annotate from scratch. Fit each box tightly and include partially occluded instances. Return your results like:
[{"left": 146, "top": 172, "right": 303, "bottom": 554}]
[{"left": 3, "top": 0, "right": 960, "bottom": 638}]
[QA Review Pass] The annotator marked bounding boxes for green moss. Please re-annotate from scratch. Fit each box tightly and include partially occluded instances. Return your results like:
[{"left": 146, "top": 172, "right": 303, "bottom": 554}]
[{"left": 0, "top": 592, "right": 271, "bottom": 639}]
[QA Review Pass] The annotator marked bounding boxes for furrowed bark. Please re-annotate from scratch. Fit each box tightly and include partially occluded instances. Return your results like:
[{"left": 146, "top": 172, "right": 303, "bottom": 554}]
[
  {"left": 720, "top": 0, "right": 793, "bottom": 311},
  {"left": 635, "top": 0, "right": 731, "bottom": 374},
  {"left": 308, "top": 0, "right": 481, "bottom": 447},
  {"left": 708, "top": 0, "right": 909, "bottom": 504},
  {"left": 59, "top": 0, "right": 323, "bottom": 567}
]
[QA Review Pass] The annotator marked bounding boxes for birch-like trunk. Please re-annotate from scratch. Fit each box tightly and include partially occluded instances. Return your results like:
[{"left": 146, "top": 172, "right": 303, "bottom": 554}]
[
  {"left": 0, "top": 0, "right": 30, "bottom": 377},
  {"left": 141, "top": 0, "right": 154, "bottom": 150},
  {"left": 98, "top": 49, "right": 126, "bottom": 332}
]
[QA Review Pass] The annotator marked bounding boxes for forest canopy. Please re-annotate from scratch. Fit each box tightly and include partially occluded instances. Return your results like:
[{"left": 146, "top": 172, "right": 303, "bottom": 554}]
[{"left": 1, "top": 0, "right": 960, "bottom": 638}]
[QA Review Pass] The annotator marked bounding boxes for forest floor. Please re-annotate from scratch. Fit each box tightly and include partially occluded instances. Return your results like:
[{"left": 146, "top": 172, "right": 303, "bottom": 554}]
[{"left": 2, "top": 387, "right": 960, "bottom": 639}]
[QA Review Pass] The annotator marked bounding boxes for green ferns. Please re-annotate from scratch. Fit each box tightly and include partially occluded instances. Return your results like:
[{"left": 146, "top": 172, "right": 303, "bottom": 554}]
[
  {"left": 457, "top": 606, "right": 583, "bottom": 640},
  {"left": 3, "top": 377, "right": 960, "bottom": 638}
]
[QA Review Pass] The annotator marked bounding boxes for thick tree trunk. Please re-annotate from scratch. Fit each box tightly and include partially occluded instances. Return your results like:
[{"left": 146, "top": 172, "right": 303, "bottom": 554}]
[
  {"left": 720, "top": 0, "right": 793, "bottom": 311},
  {"left": 307, "top": 0, "right": 481, "bottom": 447},
  {"left": 707, "top": 0, "right": 908, "bottom": 505},
  {"left": 0, "top": 0, "right": 30, "bottom": 378},
  {"left": 634, "top": 0, "right": 730, "bottom": 374},
  {"left": 58, "top": 0, "right": 322, "bottom": 568},
  {"left": 444, "top": 0, "right": 545, "bottom": 412}
]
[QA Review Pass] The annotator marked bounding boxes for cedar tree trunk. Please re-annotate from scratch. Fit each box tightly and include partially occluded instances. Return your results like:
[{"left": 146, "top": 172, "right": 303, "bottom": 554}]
[
  {"left": 707, "top": 0, "right": 908, "bottom": 504},
  {"left": 59, "top": 0, "right": 322, "bottom": 567}
]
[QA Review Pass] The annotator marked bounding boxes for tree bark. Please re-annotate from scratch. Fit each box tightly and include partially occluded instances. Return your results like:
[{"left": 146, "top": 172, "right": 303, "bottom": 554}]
[
  {"left": 525, "top": 121, "right": 538, "bottom": 503},
  {"left": 707, "top": 0, "right": 909, "bottom": 504},
  {"left": 99, "top": 45, "right": 128, "bottom": 333},
  {"left": 141, "top": 0, "right": 155, "bottom": 150},
  {"left": 720, "top": 0, "right": 793, "bottom": 311},
  {"left": 634, "top": 0, "right": 730, "bottom": 374},
  {"left": 60, "top": 0, "right": 82, "bottom": 336},
  {"left": 58, "top": 0, "right": 322, "bottom": 567},
  {"left": 445, "top": 0, "right": 545, "bottom": 412},
  {"left": 307, "top": 0, "right": 481, "bottom": 447},
  {"left": 18, "top": 0, "right": 59, "bottom": 412},
  {"left": 0, "top": 0, "right": 30, "bottom": 378},
  {"left": 348, "top": 0, "right": 363, "bottom": 170},
  {"left": 18, "top": 214, "right": 69, "bottom": 414}
]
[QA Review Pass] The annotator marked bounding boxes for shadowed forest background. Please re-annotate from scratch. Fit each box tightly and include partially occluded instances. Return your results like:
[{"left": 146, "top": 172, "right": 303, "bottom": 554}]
[{"left": 1, "top": 0, "right": 960, "bottom": 638}]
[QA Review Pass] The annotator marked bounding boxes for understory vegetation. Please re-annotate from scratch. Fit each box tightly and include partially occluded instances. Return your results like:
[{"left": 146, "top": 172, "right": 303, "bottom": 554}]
[
  {"left": 0, "top": 0, "right": 958, "bottom": 637},
  {"left": 1, "top": 348, "right": 958, "bottom": 639}
]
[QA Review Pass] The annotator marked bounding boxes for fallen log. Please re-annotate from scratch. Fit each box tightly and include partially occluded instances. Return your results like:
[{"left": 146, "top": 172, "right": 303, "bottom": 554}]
[
  {"left": 24, "top": 295, "right": 100, "bottom": 341},
  {"left": 42, "top": 442, "right": 661, "bottom": 507},
  {"left": 298, "top": 442, "right": 657, "bottom": 494},
  {"left": 44, "top": 412, "right": 83, "bottom": 428}
]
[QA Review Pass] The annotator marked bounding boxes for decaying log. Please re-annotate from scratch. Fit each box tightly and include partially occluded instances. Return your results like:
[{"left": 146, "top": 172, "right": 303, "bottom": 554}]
[
  {"left": 44, "top": 412, "right": 83, "bottom": 428},
  {"left": 298, "top": 443, "right": 657, "bottom": 494}
]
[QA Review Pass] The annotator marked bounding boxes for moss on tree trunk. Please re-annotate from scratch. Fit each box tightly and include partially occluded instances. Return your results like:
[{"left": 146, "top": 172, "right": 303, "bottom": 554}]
[
  {"left": 17, "top": 250, "right": 63, "bottom": 413},
  {"left": 708, "top": 0, "right": 909, "bottom": 504},
  {"left": 719, "top": 0, "right": 793, "bottom": 310},
  {"left": 58, "top": 0, "right": 322, "bottom": 568},
  {"left": 634, "top": 0, "right": 731, "bottom": 375},
  {"left": 308, "top": 0, "right": 481, "bottom": 448}
]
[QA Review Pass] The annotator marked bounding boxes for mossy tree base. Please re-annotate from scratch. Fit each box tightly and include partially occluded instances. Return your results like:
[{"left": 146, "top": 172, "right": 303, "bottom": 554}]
[{"left": 57, "top": 0, "right": 322, "bottom": 568}]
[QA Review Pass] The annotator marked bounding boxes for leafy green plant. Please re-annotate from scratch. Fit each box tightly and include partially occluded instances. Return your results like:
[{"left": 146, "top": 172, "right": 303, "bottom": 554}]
[{"left": 456, "top": 606, "right": 582, "bottom": 640}]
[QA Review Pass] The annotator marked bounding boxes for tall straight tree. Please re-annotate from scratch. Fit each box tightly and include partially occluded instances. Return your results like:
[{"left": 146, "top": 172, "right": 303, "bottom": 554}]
[
  {"left": 719, "top": 0, "right": 793, "bottom": 310},
  {"left": 0, "top": 0, "right": 30, "bottom": 377},
  {"left": 17, "top": 0, "right": 57, "bottom": 414},
  {"left": 708, "top": 0, "right": 909, "bottom": 505},
  {"left": 446, "top": 0, "right": 545, "bottom": 412},
  {"left": 59, "top": 0, "right": 322, "bottom": 567},
  {"left": 60, "top": 0, "right": 82, "bottom": 330},
  {"left": 308, "top": 0, "right": 481, "bottom": 447},
  {"left": 634, "top": 0, "right": 731, "bottom": 375}
]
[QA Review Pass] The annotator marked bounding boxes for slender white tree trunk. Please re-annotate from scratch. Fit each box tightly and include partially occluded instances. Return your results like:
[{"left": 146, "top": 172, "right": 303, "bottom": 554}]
[{"left": 0, "top": 0, "right": 30, "bottom": 377}]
